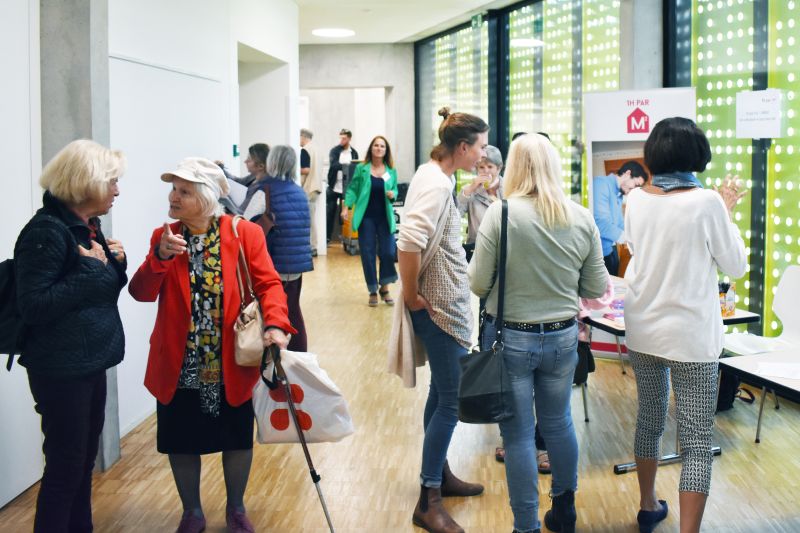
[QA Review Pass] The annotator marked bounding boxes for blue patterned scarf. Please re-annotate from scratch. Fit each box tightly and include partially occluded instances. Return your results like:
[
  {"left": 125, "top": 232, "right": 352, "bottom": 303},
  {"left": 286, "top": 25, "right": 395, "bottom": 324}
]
[{"left": 651, "top": 172, "right": 704, "bottom": 192}]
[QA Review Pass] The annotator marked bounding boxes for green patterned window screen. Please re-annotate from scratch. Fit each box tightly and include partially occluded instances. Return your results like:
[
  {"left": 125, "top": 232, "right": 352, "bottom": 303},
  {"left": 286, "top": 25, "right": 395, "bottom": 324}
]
[
  {"left": 508, "top": 4, "right": 544, "bottom": 138},
  {"left": 691, "top": 0, "right": 756, "bottom": 332},
  {"left": 765, "top": 1, "right": 800, "bottom": 336},
  {"left": 582, "top": 0, "right": 621, "bottom": 205},
  {"left": 416, "top": 22, "right": 489, "bottom": 177},
  {"left": 582, "top": 0, "right": 620, "bottom": 94},
  {"left": 541, "top": 0, "right": 579, "bottom": 199},
  {"left": 507, "top": 0, "right": 620, "bottom": 205},
  {"left": 674, "top": 1, "right": 800, "bottom": 336}
]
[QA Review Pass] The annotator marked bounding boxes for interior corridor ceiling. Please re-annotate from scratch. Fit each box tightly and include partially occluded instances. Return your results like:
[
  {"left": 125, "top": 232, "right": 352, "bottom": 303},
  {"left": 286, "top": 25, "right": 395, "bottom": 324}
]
[{"left": 297, "top": 0, "right": 521, "bottom": 44}]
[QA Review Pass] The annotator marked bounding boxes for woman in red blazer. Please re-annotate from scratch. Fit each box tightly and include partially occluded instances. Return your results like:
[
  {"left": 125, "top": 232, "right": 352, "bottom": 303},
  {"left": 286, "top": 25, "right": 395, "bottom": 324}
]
[{"left": 129, "top": 157, "right": 295, "bottom": 533}]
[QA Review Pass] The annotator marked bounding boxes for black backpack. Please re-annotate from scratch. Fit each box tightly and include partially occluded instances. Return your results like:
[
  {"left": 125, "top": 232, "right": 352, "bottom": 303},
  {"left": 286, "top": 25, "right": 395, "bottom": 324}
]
[
  {"left": 0, "top": 258, "right": 23, "bottom": 370},
  {"left": 2, "top": 214, "right": 75, "bottom": 370}
]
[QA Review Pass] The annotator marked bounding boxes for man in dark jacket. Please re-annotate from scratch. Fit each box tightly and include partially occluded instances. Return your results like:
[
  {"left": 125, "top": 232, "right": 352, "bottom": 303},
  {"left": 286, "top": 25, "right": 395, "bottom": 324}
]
[{"left": 326, "top": 128, "right": 359, "bottom": 243}]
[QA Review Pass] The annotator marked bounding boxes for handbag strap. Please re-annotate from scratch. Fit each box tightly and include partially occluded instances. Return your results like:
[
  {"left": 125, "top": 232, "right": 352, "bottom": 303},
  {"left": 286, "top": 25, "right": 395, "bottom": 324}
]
[
  {"left": 260, "top": 344, "right": 280, "bottom": 390},
  {"left": 263, "top": 183, "right": 272, "bottom": 215},
  {"left": 419, "top": 190, "right": 452, "bottom": 275},
  {"left": 494, "top": 200, "right": 509, "bottom": 346},
  {"left": 231, "top": 216, "right": 256, "bottom": 309}
]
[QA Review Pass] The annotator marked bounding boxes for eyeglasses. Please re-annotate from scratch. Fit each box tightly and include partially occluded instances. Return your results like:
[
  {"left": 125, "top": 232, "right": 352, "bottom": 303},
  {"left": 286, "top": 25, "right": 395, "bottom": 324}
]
[{"left": 339, "top": 129, "right": 352, "bottom": 136}]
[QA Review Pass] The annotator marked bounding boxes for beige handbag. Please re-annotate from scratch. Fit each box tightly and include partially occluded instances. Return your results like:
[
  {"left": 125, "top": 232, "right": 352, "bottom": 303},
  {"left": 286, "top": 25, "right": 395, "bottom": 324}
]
[{"left": 232, "top": 216, "right": 265, "bottom": 367}]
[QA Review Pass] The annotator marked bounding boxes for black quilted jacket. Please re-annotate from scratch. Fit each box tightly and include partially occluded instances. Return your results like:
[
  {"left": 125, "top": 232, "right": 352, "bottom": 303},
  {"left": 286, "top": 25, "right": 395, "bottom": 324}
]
[{"left": 14, "top": 192, "right": 127, "bottom": 378}]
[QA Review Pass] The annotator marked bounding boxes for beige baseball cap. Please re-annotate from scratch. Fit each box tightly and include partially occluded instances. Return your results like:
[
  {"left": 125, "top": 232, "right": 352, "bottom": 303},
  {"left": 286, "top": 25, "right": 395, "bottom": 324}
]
[{"left": 161, "top": 157, "right": 230, "bottom": 198}]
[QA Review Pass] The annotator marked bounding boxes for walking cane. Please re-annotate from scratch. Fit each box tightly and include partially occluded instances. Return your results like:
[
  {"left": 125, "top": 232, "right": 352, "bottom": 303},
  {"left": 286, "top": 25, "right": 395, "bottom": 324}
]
[{"left": 261, "top": 345, "right": 336, "bottom": 533}]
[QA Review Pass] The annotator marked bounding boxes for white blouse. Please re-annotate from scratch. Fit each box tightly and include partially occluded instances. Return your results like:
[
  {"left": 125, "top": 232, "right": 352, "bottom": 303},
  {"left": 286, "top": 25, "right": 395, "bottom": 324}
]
[{"left": 623, "top": 187, "right": 747, "bottom": 362}]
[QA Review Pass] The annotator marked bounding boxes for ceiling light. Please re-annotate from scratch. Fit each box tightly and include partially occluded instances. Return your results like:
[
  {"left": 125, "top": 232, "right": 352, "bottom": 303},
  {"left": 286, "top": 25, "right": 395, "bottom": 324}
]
[
  {"left": 510, "top": 38, "right": 545, "bottom": 48},
  {"left": 312, "top": 28, "right": 355, "bottom": 38}
]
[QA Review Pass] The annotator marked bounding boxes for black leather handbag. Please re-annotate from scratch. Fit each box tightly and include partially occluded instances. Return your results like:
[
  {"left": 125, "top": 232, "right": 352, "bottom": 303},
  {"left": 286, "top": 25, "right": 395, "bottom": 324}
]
[{"left": 458, "top": 200, "right": 514, "bottom": 424}]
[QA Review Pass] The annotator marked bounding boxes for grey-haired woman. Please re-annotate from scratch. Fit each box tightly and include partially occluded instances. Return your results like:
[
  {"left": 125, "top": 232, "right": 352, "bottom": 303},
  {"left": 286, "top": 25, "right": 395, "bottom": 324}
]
[
  {"left": 129, "top": 157, "right": 293, "bottom": 533},
  {"left": 242, "top": 145, "right": 313, "bottom": 352},
  {"left": 456, "top": 145, "right": 503, "bottom": 261}
]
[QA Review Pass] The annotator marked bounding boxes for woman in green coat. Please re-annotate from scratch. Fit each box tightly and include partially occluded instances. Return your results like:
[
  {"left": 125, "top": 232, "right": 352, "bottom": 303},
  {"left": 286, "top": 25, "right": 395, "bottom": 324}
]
[{"left": 342, "top": 135, "right": 399, "bottom": 306}]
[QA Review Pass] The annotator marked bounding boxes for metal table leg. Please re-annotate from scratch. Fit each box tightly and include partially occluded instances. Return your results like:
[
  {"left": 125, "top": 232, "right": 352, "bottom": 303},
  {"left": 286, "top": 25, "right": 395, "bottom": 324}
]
[
  {"left": 756, "top": 386, "right": 767, "bottom": 443},
  {"left": 614, "top": 444, "right": 721, "bottom": 474},
  {"left": 614, "top": 395, "right": 723, "bottom": 474},
  {"left": 581, "top": 382, "right": 589, "bottom": 422},
  {"left": 616, "top": 336, "right": 626, "bottom": 374}
]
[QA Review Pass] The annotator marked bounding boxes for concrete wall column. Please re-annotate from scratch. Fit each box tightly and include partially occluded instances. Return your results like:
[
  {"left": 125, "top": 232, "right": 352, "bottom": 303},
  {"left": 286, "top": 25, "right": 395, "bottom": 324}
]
[
  {"left": 40, "top": 0, "right": 120, "bottom": 471},
  {"left": 620, "top": 0, "right": 664, "bottom": 89}
]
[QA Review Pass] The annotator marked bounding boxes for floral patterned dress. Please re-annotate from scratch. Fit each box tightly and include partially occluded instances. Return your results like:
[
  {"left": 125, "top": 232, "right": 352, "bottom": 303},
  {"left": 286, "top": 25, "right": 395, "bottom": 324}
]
[
  {"left": 155, "top": 218, "right": 256, "bottom": 455},
  {"left": 177, "top": 220, "right": 224, "bottom": 416}
]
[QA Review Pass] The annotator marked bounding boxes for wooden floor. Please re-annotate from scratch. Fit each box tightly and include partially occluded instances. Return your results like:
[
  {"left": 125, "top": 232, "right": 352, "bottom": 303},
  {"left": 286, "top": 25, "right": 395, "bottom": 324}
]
[{"left": 2, "top": 245, "right": 800, "bottom": 532}]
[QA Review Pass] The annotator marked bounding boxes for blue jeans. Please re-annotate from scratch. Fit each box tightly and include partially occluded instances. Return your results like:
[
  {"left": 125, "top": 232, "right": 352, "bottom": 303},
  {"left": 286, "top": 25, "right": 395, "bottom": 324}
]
[
  {"left": 410, "top": 308, "right": 467, "bottom": 487},
  {"left": 483, "top": 319, "right": 579, "bottom": 532},
  {"left": 356, "top": 216, "right": 397, "bottom": 293}
]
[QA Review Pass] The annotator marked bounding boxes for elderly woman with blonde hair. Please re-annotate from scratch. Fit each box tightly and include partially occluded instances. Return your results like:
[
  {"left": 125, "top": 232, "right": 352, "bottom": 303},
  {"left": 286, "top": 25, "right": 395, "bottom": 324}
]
[
  {"left": 13, "top": 139, "right": 128, "bottom": 533},
  {"left": 469, "top": 133, "right": 607, "bottom": 533},
  {"left": 129, "top": 157, "right": 295, "bottom": 533}
]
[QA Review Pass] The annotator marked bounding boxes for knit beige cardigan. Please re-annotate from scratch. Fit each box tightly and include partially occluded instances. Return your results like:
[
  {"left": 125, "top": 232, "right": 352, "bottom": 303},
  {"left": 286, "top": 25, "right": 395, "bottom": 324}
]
[{"left": 386, "top": 201, "right": 449, "bottom": 387}]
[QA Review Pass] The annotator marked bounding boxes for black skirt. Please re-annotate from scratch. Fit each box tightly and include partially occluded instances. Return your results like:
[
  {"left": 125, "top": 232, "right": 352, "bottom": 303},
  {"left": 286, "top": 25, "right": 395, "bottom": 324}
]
[{"left": 156, "top": 388, "right": 254, "bottom": 454}]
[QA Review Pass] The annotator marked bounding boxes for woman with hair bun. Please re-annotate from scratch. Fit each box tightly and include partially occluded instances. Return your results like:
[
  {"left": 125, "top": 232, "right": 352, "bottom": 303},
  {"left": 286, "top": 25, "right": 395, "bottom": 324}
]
[{"left": 397, "top": 107, "right": 489, "bottom": 533}]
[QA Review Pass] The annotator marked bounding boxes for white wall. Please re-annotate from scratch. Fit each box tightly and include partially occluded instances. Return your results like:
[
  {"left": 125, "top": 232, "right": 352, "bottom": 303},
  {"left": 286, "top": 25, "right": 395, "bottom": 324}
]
[
  {"left": 354, "top": 88, "right": 387, "bottom": 157},
  {"left": 299, "top": 44, "right": 415, "bottom": 181},
  {"left": 108, "top": 0, "right": 231, "bottom": 436},
  {"left": 0, "top": 0, "right": 43, "bottom": 509},
  {"left": 108, "top": 0, "right": 299, "bottom": 436},
  {"left": 303, "top": 88, "right": 357, "bottom": 155},
  {"left": 230, "top": 0, "right": 300, "bottom": 174},
  {"left": 239, "top": 61, "right": 291, "bottom": 158}
]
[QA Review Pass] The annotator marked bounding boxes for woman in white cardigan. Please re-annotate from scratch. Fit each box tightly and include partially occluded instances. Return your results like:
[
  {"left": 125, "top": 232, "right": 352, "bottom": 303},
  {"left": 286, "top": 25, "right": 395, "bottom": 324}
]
[
  {"left": 624, "top": 117, "right": 747, "bottom": 533},
  {"left": 397, "top": 106, "right": 489, "bottom": 533}
]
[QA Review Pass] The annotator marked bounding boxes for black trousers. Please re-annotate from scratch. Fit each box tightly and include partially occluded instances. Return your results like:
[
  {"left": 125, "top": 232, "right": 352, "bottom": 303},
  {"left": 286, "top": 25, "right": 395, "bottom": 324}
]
[
  {"left": 28, "top": 370, "right": 107, "bottom": 533},
  {"left": 603, "top": 247, "right": 620, "bottom": 277},
  {"left": 326, "top": 189, "right": 343, "bottom": 242},
  {"left": 283, "top": 276, "right": 308, "bottom": 352}
]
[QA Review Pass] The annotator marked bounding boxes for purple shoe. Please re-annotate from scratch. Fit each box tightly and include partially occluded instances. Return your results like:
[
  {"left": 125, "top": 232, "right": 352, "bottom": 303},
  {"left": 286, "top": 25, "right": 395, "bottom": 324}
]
[
  {"left": 176, "top": 511, "right": 206, "bottom": 533},
  {"left": 226, "top": 506, "right": 256, "bottom": 533}
]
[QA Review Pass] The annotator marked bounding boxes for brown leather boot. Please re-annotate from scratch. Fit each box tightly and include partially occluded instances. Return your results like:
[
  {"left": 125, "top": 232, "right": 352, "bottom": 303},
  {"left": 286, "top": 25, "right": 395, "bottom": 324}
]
[
  {"left": 412, "top": 486, "right": 465, "bottom": 533},
  {"left": 440, "top": 461, "right": 484, "bottom": 497}
]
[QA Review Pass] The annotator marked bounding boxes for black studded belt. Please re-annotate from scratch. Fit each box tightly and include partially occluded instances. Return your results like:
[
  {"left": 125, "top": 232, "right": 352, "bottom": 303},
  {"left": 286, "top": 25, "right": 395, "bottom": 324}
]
[{"left": 487, "top": 315, "right": 576, "bottom": 333}]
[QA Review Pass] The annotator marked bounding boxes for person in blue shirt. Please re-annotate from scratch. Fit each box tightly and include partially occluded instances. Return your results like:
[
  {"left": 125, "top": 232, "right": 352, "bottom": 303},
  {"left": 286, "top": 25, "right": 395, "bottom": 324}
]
[{"left": 592, "top": 161, "right": 647, "bottom": 275}]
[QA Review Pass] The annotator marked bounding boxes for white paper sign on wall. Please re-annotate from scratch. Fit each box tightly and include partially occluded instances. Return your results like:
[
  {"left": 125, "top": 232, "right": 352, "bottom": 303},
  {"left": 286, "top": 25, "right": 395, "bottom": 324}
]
[{"left": 736, "top": 89, "right": 784, "bottom": 139}]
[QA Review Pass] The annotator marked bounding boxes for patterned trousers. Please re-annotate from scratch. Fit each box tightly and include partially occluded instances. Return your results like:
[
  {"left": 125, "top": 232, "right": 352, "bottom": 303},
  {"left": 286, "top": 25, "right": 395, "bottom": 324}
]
[{"left": 628, "top": 350, "right": 719, "bottom": 495}]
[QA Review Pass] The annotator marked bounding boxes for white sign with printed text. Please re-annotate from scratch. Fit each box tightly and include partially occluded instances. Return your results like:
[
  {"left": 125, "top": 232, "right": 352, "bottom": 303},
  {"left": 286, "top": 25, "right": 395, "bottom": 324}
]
[
  {"left": 736, "top": 89, "right": 784, "bottom": 139},
  {"left": 584, "top": 88, "right": 697, "bottom": 141}
]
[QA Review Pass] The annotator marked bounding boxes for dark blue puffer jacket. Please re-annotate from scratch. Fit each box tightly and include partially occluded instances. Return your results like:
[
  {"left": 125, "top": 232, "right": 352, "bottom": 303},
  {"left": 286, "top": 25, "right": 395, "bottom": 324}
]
[{"left": 250, "top": 177, "right": 313, "bottom": 275}]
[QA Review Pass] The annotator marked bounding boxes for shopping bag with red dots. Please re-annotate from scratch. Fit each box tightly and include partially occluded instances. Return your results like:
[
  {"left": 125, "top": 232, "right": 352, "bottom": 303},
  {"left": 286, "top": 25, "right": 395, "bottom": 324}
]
[{"left": 253, "top": 349, "right": 355, "bottom": 444}]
